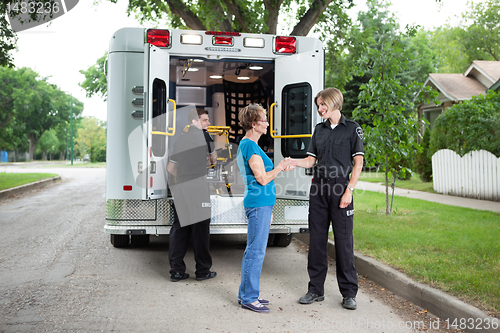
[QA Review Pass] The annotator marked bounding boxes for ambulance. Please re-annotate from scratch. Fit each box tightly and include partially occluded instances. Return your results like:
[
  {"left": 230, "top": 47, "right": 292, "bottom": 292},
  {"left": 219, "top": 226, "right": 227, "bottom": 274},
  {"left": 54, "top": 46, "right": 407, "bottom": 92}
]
[{"left": 104, "top": 27, "right": 324, "bottom": 248}]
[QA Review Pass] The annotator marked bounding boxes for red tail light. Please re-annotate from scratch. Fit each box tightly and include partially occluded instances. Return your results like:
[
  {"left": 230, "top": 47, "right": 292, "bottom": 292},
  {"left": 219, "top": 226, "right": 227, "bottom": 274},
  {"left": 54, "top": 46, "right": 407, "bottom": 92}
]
[
  {"left": 275, "top": 36, "right": 296, "bottom": 54},
  {"left": 205, "top": 31, "right": 241, "bottom": 36},
  {"left": 213, "top": 36, "right": 233, "bottom": 46},
  {"left": 123, "top": 185, "right": 132, "bottom": 191},
  {"left": 146, "top": 29, "right": 170, "bottom": 47}
]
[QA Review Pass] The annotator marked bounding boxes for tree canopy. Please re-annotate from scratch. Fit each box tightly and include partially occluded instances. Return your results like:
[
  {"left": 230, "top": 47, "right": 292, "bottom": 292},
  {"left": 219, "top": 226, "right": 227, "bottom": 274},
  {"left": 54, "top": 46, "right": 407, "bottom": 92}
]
[
  {"left": 0, "top": 66, "right": 84, "bottom": 160},
  {"left": 112, "top": 0, "right": 354, "bottom": 36}
]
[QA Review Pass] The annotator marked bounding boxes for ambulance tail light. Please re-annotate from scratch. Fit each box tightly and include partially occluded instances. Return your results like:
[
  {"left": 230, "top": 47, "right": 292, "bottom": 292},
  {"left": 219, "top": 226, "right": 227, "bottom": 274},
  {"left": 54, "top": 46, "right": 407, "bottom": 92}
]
[
  {"left": 274, "top": 36, "right": 296, "bottom": 54},
  {"left": 213, "top": 36, "right": 233, "bottom": 46},
  {"left": 146, "top": 29, "right": 170, "bottom": 48}
]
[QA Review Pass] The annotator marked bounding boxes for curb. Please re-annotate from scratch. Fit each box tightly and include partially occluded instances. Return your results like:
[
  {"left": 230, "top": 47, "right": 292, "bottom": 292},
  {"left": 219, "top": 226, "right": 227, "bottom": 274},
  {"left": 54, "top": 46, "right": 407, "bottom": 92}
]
[
  {"left": 0, "top": 176, "right": 61, "bottom": 200},
  {"left": 294, "top": 233, "right": 498, "bottom": 333}
]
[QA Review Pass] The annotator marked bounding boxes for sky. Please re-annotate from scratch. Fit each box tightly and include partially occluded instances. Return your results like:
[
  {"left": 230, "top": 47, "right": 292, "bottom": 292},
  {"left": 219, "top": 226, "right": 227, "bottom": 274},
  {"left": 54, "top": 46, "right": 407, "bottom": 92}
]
[{"left": 12, "top": 0, "right": 481, "bottom": 122}]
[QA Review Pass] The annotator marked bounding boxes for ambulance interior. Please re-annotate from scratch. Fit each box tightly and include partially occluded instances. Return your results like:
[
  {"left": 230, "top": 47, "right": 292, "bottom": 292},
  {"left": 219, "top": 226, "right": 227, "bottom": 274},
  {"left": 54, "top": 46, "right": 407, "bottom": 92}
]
[{"left": 157, "top": 56, "right": 311, "bottom": 193}]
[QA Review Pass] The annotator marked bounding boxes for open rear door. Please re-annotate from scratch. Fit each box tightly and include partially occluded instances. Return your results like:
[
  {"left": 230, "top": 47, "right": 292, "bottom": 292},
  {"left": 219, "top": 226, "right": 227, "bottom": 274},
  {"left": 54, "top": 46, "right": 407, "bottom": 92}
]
[
  {"left": 144, "top": 44, "right": 173, "bottom": 199},
  {"left": 273, "top": 50, "right": 324, "bottom": 199}
]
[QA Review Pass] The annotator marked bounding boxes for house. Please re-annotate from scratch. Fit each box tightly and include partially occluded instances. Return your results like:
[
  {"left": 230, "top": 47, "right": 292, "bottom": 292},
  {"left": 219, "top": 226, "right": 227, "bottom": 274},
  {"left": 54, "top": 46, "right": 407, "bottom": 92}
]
[{"left": 418, "top": 60, "right": 500, "bottom": 130}]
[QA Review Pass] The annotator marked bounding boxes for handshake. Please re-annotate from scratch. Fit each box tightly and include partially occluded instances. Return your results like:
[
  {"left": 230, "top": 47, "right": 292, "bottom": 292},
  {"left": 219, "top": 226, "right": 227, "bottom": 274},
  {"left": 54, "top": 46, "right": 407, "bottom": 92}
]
[{"left": 279, "top": 157, "right": 298, "bottom": 172}]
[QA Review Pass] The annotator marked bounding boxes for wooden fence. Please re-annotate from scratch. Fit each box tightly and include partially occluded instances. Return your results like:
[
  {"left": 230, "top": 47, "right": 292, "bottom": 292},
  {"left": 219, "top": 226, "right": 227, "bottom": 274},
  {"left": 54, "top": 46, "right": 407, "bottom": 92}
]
[{"left": 432, "top": 149, "right": 500, "bottom": 201}]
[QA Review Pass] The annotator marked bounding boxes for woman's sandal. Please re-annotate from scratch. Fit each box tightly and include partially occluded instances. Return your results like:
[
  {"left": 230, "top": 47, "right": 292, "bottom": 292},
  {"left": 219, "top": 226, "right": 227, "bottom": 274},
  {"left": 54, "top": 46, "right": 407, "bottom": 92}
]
[
  {"left": 238, "top": 298, "right": 269, "bottom": 305},
  {"left": 241, "top": 301, "right": 270, "bottom": 313}
]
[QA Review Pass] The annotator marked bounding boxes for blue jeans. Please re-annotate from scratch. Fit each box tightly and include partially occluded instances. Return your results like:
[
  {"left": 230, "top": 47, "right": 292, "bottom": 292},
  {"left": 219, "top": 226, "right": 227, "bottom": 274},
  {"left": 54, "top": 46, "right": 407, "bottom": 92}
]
[{"left": 238, "top": 205, "right": 273, "bottom": 305}]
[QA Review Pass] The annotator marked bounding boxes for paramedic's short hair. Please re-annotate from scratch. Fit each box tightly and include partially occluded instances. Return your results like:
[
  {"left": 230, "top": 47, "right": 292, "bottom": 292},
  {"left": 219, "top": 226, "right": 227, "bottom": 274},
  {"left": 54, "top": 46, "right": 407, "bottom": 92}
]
[
  {"left": 238, "top": 104, "right": 266, "bottom": 131},
  {"left": 187, "top": 108, "right": 208, "bottom": 124},
  {"left": 314, "top": 88, "right": 343, "bottom": 116}
]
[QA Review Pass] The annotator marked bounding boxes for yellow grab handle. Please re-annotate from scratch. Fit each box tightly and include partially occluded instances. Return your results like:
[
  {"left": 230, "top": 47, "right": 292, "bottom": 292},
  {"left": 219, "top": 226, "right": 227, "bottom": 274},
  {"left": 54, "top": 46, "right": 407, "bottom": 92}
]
[
  {"left": 152, "top": 99, "right": 177, "bottom": 136},
  {"left": 270, "top": 102, "right": 312, "bottom": 139}
]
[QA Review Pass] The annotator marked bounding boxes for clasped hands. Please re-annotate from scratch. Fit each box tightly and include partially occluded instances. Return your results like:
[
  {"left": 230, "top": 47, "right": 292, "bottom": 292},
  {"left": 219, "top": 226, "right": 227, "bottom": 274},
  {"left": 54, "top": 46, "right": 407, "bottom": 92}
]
[{"left": 278, "top": 157, "right": 298, "bottom": 172}]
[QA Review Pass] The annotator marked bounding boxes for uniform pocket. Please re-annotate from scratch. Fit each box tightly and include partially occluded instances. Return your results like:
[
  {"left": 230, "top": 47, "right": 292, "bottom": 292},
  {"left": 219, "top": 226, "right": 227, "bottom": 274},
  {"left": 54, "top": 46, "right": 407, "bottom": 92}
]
[{"left": 332, "top": 139, "right": 350, "bottom": 161}]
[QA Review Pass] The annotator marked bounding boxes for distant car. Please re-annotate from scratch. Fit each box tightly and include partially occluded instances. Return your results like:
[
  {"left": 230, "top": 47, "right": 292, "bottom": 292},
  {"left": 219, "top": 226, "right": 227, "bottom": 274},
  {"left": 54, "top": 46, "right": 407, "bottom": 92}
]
[{"left": 83, "top": 154, "right": 90, "bottom": 162}]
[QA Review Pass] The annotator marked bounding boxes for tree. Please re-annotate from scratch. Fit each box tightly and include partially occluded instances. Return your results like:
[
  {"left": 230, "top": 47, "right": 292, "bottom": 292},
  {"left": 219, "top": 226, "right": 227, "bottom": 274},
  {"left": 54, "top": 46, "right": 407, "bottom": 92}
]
[
  {"left": 353, "top": 0, "right": 434, "bottom": 214},
  {"left": 79, "top": 52, "right": 108, "bottom": 101},
  {"left": 461, "top": 0, "right": 500, "bottom": 61},
  {"left": 20, "top": 80, "right": 83, "bottom": 161},
  {"left": 415, "top": 126, "right": 432, "bottom": 182},
  {"left": 428, "top": 26, "right": 472, "bottom": 73},
  {"left": 113, "top": 0, "right": 353, "bottom": 35},
  {"left": 37, "top": 128, "right": 59, "bottom": 160},
  {"left": 0, "top": 67, "right": 40, "bottom": 152},
  {"left": 74, "top": 117, "right": 107, "bottom": 163}
]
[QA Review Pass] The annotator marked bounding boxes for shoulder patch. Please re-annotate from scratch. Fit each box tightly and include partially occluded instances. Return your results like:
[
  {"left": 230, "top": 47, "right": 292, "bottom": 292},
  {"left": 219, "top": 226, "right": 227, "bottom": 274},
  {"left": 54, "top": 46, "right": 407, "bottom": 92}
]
[{"left": 356, "top": 127, "right": 363, "bottom": 140}]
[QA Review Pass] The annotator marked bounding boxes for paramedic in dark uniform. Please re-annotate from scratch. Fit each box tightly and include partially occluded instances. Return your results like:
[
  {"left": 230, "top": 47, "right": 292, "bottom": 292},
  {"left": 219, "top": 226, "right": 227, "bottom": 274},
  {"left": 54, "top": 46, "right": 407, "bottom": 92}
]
[
  {"left": 167, "top": 108, "right": 216, "bottom": 282},
  {"left": 288, "top": 88, "right": 364, "bottom": 310}
]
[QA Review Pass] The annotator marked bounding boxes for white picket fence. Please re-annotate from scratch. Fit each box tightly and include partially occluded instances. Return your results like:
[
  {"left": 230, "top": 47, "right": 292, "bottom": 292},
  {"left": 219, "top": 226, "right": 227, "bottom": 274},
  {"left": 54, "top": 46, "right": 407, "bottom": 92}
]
[{"left": 432, "top": 149, "right": 500, "bottom": 201}]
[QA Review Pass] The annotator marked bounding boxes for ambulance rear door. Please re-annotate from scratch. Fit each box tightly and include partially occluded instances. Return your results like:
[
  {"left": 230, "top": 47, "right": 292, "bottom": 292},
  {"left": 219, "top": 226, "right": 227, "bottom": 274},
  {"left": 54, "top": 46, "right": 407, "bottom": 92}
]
[
  {"left": 143, "top": 44, "right": 173, "bottom": 200},
  {"left": 273, "top": 49, "right": 324, "bottom": 199}
]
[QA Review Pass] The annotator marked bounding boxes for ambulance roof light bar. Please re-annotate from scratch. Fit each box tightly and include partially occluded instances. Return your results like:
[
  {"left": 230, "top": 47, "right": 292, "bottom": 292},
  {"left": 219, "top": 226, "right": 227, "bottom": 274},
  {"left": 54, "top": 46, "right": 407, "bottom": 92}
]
[
  {"left": 146, "top": 29, "right": 171, "bottom": 48},
  {"left": 274, "top": 36, "right": 297, "bottom": 54}
]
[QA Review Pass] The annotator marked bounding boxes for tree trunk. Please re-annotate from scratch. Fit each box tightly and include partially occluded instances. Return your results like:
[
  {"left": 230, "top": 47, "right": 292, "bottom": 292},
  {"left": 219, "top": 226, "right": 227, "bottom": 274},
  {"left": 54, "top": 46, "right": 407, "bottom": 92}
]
[
  {"left": 165, "top": 0, "right": 206, "bottom": 30},
  {"left": 385, "top": 156, "right": 389, "bottom": 215},
  {"left": 28, "top": 134, "right": 40, "bottom": 162},
  {"left": 291, "top": 0, "right": 333, "bottom": 36},
  {"left": 263, "top": 0, "right": 283, "bottom": 34}
]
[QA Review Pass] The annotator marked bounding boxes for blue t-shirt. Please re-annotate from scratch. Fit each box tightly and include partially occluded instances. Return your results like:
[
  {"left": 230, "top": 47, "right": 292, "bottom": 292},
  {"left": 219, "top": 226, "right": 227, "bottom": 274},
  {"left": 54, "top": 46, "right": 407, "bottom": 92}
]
[{"left": 237, "top": 138, "right": 276, "bottom": 207}]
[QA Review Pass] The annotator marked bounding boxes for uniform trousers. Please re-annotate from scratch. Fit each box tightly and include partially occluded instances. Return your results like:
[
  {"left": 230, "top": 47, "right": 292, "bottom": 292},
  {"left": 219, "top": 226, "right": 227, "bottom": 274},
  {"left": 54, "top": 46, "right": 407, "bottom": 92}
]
[
  {"left": 168, "top": 207, "right": 212, "bottom": 278},
  {"left": 307, "top": 177, "right": 358, "bottom": 298}
]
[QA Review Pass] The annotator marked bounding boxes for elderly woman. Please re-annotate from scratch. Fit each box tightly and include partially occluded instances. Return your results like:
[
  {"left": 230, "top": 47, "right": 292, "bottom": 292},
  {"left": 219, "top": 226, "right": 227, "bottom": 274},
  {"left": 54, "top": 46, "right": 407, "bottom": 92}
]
[{"left": 236, "top": 103, "right": 290, "bottom": 313}]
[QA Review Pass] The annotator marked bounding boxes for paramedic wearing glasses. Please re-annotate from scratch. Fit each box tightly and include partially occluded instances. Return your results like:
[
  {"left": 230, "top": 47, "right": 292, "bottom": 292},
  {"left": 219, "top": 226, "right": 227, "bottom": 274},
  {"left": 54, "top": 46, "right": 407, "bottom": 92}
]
[
  {"left": 236, "top": 103, "right": 291, "bottom": 313},
  {"left": 288, "top": 88, "right": 364, "bottom": 310}
]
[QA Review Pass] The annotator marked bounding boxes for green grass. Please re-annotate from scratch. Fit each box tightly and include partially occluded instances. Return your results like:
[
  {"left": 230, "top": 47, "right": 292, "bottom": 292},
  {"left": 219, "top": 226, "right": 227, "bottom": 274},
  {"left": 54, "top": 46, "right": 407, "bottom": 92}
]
[
  {"left": 347, "top": 190, "right": 500, "bottom": 315},
  {"left": 359, "top": 171, "right": 436, "bottom": 193},
  {"left": 0, "top": 173, "right": 58, "bottom": 191}
]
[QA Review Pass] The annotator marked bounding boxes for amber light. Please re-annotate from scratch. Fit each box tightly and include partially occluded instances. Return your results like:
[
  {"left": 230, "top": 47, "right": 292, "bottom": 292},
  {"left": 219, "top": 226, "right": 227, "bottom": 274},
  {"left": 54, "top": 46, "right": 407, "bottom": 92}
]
[
  {"left": 146, "top": 29, "right": 170, "bottom": 47},
  {"left": 275, "top": 36, "right": 296, "bottom": 54}
]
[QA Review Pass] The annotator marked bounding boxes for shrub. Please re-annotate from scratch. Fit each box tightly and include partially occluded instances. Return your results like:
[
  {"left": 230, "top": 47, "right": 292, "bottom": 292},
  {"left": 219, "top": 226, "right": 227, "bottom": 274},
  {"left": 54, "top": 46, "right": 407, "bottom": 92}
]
[
  {"left": 429, "top": 91, "right": 500, "bottom": 157},
  {"left": 415, "top": 126, "right": 432, "bottom": 182}
]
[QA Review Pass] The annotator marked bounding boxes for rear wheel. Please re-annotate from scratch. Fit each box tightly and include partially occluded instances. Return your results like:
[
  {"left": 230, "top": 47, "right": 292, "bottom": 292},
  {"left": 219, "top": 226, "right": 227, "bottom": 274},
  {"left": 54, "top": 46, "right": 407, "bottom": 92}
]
[
  {"left": 273, "top": 233, "right": 293, "bottom": 247},
  {"left": 131, "top": 234, "right": 150, "bottom": 247},
  {"left": 110, "top": 234, "right": 129, "bottom": 248}
]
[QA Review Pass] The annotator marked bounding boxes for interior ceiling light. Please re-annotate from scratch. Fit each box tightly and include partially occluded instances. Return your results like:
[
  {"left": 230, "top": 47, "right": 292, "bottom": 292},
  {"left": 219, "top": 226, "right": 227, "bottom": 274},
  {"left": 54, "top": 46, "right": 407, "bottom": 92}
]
[
  {"left": 187, "top": 68, "right": 199, "bottom": 72},
  {"left": 237, "top": 77, "right": 250, "bottom": 80},
  {"left": 210, "top": 75, "right": 223, "bottom": 79},
  {"left": 249, "top": 66, "right": 263, "bottom": 70}
]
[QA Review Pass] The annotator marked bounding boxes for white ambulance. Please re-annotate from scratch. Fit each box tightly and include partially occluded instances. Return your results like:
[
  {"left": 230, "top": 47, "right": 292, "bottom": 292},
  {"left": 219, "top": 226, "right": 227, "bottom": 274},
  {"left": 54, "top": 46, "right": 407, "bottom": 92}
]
[{"left": 105, "top": 27, "right": 324, "bottom": 248}]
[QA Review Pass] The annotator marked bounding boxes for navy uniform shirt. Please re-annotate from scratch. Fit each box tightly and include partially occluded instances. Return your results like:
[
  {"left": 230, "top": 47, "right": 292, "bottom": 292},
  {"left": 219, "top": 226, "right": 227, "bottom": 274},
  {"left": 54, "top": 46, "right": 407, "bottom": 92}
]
[{"left": 307, "top": 114, "right": 364, "bottom": 179}]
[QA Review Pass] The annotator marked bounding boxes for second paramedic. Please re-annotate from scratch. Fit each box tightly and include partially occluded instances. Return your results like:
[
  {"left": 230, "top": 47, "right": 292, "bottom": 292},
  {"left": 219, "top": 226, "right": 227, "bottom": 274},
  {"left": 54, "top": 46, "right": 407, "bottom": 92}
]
[
  {"left": 288, "top": 88, "right": 364, "bottom": 310},
  {"left": 167, "top": 108, "right": 216, "bottom": 282}
]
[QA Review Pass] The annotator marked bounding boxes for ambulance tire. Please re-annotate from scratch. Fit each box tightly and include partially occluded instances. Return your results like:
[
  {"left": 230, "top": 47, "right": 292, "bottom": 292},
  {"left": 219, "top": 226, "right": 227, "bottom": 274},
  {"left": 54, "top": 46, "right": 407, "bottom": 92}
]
[
  {"left": 273, "top": 233, "right": 293, "bottom": 247},
  {"left": 267, "top": 234, "right": 276, "bottom": 247},
  {"left": 131, "top": 234, "right": 150, "bottom": 247},
  {"left": 111, "top": 234, "right": 130, "bottom": 248}
]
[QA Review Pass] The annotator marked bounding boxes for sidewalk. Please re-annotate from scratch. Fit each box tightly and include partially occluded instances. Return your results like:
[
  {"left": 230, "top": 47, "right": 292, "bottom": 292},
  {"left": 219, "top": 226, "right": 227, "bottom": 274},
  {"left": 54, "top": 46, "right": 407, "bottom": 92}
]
[{"left": 356, "top": 181, "right": 500, "bottom": 213}]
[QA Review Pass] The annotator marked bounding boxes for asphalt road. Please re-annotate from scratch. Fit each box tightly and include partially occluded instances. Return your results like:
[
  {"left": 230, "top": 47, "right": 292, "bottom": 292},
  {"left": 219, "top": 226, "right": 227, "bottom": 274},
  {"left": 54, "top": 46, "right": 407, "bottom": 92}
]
[{"left": 0, "top": 165, "right": 438, "bottom": 333}]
